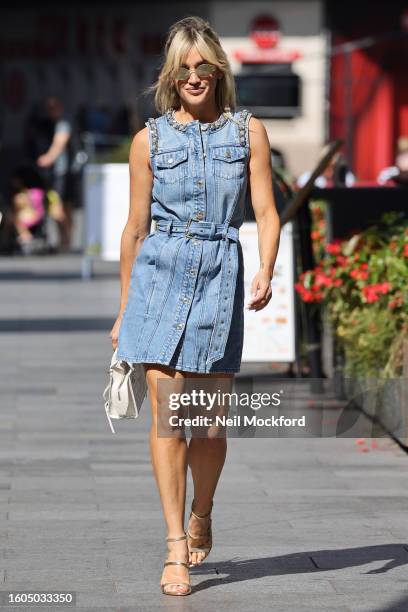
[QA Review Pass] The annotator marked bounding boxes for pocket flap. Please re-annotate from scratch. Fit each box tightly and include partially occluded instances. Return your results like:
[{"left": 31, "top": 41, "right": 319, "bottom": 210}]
[
  {"left": 212, "top": 146, "right": 246, "bottom": 163},
  {"left": 156, "top": 148, "right": 188, "bottom": 168}
]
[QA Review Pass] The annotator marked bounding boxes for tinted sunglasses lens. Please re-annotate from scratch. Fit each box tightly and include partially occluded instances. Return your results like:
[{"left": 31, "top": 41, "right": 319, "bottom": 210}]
[
  {"left": 175, "top": 67, "right": 190, "bottom": 80},
  {"left": 197, "top": 64, "right": 216, "bottom": 77}
]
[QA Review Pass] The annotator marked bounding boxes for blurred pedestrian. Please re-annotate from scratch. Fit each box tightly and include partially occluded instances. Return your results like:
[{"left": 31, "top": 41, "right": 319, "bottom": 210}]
[{"left": 36, "top": 96, "right": 74, "bottom": 249}]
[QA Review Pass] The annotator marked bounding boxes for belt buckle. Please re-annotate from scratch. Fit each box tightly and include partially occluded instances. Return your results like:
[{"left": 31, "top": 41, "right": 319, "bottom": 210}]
[{"left": 185, "top": 215, "right": 200, "bottom": 238}]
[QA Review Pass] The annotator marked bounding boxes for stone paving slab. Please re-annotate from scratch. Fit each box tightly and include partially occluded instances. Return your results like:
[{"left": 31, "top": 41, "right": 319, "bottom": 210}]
[{"left": 0, "top": 254, "right": 407, "bottom": 611}]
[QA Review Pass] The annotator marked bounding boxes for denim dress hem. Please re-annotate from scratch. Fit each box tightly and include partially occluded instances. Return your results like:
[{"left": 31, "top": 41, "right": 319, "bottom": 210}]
[{"left": 115, "top": 356, "right": 240, "bottom": 374}]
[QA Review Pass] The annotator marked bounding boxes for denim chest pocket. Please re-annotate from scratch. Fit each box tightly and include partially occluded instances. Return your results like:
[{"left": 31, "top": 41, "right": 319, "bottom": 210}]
[
  {"left": 154, "top": 147, "right": 189, "bottom": 184},
  {"left": 212, "top": 145, "right": 247, "bottom": 179}
]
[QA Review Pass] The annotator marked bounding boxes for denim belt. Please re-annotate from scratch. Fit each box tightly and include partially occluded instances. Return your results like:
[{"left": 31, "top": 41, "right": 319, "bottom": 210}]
[{"left": 155, "top": 219, "right": 239, "bottom": 242}]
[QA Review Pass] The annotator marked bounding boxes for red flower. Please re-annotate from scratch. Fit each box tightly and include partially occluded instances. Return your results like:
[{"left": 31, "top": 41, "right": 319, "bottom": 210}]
[
  {"left": 336, "top": 255, "right": 348, "bottom": 267},
  {"left": 325, "top": 241, "right": 342, "bottom": 255},
  {"left": 361, "top": 282, "right": 392, "bottom": 303},
  {"left": 350, "top": 268, "right": 369, "bottom": 281},
  {"left": 311, "top": 230, "right": 321, "bottom": 240},
  {"left": 378, "top": 282, "right": 392, "bottom": 294},
  {"left": 362, "top": 286, "right": 380, "bottom": 303},
  {"left": 404, "top": 244, "right": 408, "bottom": 257},
  {"left": 295, "top": 283, "right": 325, "bottom": 303},
  {"left": 302, "top": 290, "right": 315, "bottom": 302},
  {"left": 315, "top": 272, "right": 333, "bottom": 287}
]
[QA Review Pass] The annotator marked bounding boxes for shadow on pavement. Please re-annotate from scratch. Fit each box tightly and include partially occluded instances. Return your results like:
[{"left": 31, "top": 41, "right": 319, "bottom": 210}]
[
  {"left": 379, "top": 593, "right": 408, "bottom": 611},
  {"left": 190, "top": 543, "right": 408, "bottom": 595}
]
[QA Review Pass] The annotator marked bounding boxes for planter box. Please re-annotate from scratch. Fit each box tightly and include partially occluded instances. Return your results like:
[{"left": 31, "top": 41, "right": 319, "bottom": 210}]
[
  {"left": 83, "top": 163, "right": 130, "bottom": 262},
  {"left": 337, "top": 339, "right": 408, "bottom": 446}
]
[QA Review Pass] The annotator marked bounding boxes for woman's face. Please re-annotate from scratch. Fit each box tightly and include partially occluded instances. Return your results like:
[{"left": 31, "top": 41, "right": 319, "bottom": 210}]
[{"left": 174, "top": 46, "right": 221, "bottom": 110}]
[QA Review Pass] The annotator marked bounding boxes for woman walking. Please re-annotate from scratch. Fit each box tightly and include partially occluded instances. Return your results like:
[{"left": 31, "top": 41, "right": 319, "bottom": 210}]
[{"left": 110, "top": 16, "right": 280, "bottom": 596}]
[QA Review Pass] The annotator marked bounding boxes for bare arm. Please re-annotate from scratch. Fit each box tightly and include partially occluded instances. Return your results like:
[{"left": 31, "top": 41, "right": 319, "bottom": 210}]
[
  {"left": 37, "top": 131, "right": 71, "bottom": 167},
  {"left": 246, "top": 116, "right": 281, "bottom": 311},
  {"left": 110, "top": 126, "right": 152, "bottom": 349},
  {"left": 119, "top": 127, "right": 153, "bottom": 313}
]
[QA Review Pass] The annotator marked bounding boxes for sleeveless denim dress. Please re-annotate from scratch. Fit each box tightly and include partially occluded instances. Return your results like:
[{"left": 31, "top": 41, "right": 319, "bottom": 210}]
[{"left": 117, "top": 107, "right": 253, "bottom": 373}]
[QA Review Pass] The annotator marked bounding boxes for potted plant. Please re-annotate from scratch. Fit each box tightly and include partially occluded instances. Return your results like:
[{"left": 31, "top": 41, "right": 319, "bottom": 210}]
[{"left": 295, "top": 211, "right": 408, "bottom": 439}]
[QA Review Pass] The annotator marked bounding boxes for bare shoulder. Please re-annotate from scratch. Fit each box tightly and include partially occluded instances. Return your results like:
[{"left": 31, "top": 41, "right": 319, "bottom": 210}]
[
  {"left": 247, "top": 116, "right": 270, "bottom": 155},
  {"left": 129, "top": 126, "right": 151, "bottom": 168},
  {"left": 248, "top": 115, "right": 267, "bottom": 135},
  {"left": 130, "top": 127, "right": 149, "bottom": 155}
]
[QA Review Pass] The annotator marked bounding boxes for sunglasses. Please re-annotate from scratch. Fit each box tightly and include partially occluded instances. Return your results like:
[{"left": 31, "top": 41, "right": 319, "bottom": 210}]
[{"left": 175, "top": 63, "right": 217, "bottom": 81}]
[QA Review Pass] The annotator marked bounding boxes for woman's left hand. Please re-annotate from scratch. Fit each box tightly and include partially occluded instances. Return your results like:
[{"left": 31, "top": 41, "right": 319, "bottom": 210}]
[{"left": 246, "top": 271, "right": 272, "bottom": 311}]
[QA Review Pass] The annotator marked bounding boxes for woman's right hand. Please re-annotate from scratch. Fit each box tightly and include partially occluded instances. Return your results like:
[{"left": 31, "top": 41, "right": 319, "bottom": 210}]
[{"left": 109, "top": 313, "right": 124, "bottom": 350}]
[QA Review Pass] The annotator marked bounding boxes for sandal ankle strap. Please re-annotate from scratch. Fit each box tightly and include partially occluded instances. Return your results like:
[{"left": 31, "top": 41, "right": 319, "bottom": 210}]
[
  {"left": 163, "top": 561, "right": 189, "bottom": 569},
  {"left": 166, "top": 533, "right": 187, "bottom": 542},
  {"left": 191, "top": 499, "right": 213, "bottom": 519}
]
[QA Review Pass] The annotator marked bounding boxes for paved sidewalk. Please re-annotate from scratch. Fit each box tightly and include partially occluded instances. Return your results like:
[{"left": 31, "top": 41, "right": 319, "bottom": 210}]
[{"left": 1, "top": 254, "right": 407, "bottom": 612}]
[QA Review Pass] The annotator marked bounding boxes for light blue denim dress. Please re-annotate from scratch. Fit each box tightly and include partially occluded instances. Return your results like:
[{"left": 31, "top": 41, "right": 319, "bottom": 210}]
[{"left": 117, "top": 107, "right": 253, "bottom": 373}]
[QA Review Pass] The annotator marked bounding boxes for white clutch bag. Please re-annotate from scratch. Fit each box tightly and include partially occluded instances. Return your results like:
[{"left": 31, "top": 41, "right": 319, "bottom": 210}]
[{"left": 102, "top": 349, "right": 147, "bottom": 434}]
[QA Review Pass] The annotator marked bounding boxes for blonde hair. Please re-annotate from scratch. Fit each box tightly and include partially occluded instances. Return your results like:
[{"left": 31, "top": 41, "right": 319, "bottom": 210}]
[{"left": 145, "top": 16, "right": 238, "bottom": 121}]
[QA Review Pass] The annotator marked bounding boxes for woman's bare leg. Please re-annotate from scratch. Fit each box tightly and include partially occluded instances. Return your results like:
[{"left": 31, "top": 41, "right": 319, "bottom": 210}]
[
  {"left": 145, "top": 365, "right": 234, "bottom": 584},
  {"left": 186, "top": 372, "right": 234, "bottom": 565},
  {"left": 144, "top": 364, "right": 190, "bottom": 594}
]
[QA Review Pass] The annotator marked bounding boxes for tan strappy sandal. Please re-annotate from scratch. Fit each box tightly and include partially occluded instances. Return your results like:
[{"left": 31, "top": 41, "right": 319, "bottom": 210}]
[
  {"left": 187, "top": 499, "right": 213, "bottom": 566},
  {"left": 160, "top": 533, "right": 192, "bottom": 596}
]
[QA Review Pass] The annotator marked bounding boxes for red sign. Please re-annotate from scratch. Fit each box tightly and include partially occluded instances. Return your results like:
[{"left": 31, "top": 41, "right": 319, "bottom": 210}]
[
  {"left": 233, "top": 48, "right": 301, "bottom": 64},
  {"left": 233, "top": 13, "right": 302, "bottom": 65},
  {"left": 250, "top": 15, "right": 280, "bottom": 49}
]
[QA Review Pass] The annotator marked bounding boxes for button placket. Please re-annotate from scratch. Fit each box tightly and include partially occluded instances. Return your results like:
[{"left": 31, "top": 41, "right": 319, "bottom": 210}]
[
  {"left": 160, "top": 239, "right": 202, "bottom": 362},
  {"left": 196, "top": 123, "right": 208, "bottom": 222}
]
